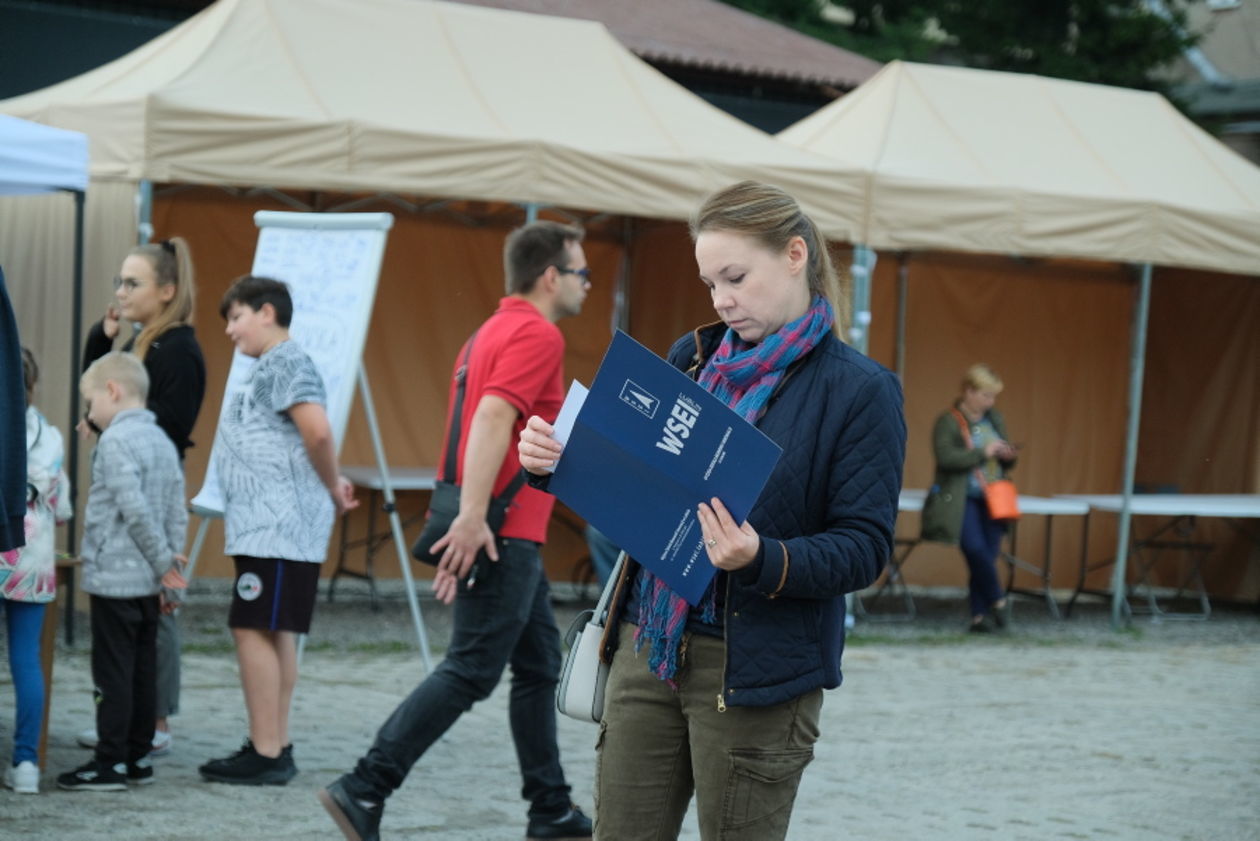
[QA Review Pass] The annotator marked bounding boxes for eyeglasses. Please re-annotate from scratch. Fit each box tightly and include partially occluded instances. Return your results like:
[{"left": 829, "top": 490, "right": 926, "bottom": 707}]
[
  {"left": 553, "top": 266, "right": 591, "bottom": 282},
  {"left": 113, "top": 276, "right": 146, "bottom": 292}
]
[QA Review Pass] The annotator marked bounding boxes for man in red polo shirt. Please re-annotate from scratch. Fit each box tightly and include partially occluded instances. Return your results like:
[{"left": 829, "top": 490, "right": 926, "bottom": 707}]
[{"left": 320, "top": 222, "right": 593, "bottom": 841}]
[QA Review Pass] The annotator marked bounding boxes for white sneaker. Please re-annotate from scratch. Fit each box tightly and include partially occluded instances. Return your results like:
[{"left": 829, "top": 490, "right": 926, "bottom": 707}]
[
  {"left": 76, "top": 727, "right": 98, "bottom": 749},
  {"left": 150, "top": 729, "right": 173, "bottom": 757},
  {"left": 4, "top": 760, "right": 39, "bottom": 794},
  {"left": 77, "top": 726, "right": 171, "bottom": 756}
]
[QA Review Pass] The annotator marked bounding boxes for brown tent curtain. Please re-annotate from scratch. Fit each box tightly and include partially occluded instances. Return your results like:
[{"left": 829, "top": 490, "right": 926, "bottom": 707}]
[{"left": 152, "top": 188, "right": 1258, "bottom": 601}]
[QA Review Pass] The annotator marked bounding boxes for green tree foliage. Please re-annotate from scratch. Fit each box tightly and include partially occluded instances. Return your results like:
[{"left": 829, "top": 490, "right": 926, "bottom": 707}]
[{"left": 723, "top": 0, "right": 1200, "bottom": 93}]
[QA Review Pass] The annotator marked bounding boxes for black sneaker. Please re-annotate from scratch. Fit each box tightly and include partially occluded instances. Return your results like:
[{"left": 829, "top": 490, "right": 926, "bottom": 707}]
[
  {"left": 199, "top": 739, "right": 290, "bottom": 785},
  {"left": 126, "top": 757, "right": 155, "bottom": 786},
  {"left": 318, "top": 776, "right": 383, "bottom": 841},
  {"left": 57, "top": 759, "right": 128, "bottom": 792},
  {"left": 527, "top": 804, "right": 593, "bottom": 840},
  {"left": 278, "top": 743, "right": 298, "bottom": 783}
]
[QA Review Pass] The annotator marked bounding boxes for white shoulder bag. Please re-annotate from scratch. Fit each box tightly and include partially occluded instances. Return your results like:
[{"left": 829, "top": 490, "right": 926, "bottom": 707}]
[{"left": 557, "top": 553, "right": 625, "bottom": 724}]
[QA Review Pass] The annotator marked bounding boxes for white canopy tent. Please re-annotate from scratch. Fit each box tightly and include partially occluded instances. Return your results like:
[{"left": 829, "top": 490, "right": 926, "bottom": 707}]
[
  {"left": 0, "top": 115, "right": 89, "bottom": 559},
  {"left": 779, "top": 61, "right": 1260, "bottom": 624},
  {"left": 0, "top": 114, "right": 89, "bottom": 196}
]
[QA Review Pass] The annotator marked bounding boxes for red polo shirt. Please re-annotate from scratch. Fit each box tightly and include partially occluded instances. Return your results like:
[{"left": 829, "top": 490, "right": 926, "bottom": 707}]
[{"left": 440, "top": 297, "right": 565, "bottom": 543}]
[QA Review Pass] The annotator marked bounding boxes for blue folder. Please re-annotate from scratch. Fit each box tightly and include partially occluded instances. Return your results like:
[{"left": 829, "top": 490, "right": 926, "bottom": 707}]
[{"left": 549, "top": 331, "right": 782, "bottom": 605}]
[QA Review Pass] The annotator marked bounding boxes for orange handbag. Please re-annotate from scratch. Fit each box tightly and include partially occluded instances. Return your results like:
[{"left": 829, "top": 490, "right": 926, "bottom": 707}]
[
  {"left": 982, "top": 479, "right": 1021, "bottom": 521},
  {"left": 952, "top": 410, "right": 1021, "bottom": 521}
]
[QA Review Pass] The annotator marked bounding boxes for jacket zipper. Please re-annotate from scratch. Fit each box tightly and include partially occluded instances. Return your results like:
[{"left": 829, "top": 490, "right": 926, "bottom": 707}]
[{"left": 717, "top": 573, "right": 732, "bottom": 712}]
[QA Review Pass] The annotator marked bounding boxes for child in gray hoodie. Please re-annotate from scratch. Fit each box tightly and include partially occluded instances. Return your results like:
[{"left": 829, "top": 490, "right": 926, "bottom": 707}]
[{"left": 57, "top": 352, "right": 187, "bottom": 792}]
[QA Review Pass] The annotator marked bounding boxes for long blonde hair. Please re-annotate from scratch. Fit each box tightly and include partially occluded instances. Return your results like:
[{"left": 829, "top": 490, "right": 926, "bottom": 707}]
[
  {"left": 690, "top": 181, "right": 849, "bottom": 339},
  {"left": 130, "top": 236, "right": 195, "bottom": 360}
]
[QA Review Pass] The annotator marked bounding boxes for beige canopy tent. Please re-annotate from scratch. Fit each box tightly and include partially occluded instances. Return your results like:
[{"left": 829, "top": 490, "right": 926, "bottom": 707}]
[
  {"left": 0, "top": 0, "right": 871, "bottom": 583},
  {"left": 0, "top": 0, "right": 862, "bottom": 233},
  {"left": 779, "top": 60, "right": 1260, "bottom": 276},
  {"left": 779, "top": 61, "right": 1260, "bottom": 618}
]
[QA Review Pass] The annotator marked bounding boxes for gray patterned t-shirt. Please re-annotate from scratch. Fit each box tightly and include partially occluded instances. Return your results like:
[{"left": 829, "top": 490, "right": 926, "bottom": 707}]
[{"left": 216, "top": 340, "right": 333, "bottom": 562}]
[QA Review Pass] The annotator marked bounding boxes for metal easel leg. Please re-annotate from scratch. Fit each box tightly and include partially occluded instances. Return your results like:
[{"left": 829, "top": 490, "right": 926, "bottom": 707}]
[{"left": 358, "top": 365, "right": 433, "bottom": 673}]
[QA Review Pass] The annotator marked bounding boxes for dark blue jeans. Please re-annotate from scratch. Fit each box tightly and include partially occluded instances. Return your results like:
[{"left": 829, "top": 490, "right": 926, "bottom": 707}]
[
  {"left": 349, "top": 538, "right": 572, "bottom": 818},
  {"left": 960, "top": 496, "right": 1007, "bottom": 617}
]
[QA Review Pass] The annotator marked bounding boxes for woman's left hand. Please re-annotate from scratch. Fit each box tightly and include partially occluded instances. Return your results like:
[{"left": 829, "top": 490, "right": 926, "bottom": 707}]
[{"left": 697, "top": 497, "right": 759, "bottom": 571}]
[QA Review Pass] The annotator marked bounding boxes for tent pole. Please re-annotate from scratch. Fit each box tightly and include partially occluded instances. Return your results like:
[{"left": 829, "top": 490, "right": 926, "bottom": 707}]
[
  {"left": 137, "top": 179, "right": 154, "bottom": 244},
  {"left": 845, "top": 244, "right": 877, "bottom": 628},
  {"left": 849, "top": 244, "right": 876, "bottom": 354},
  {"left": 66, "top": 189, "right": 86, "bottom": 560},
  {"left": 1110, "top": 262, "right": 1153, "bottom": 629},
  {"left": 614, "top": 217, "right": 632, "bottom": 333},
  {"left": 895, "top": 252, "right": 909, "bottom": 378},
  {"left": 524, "top": 202, "right": 539, "bottom": 224}
]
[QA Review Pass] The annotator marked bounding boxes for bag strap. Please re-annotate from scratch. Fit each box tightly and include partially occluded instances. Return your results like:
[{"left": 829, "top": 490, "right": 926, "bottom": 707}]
[
  {"left": 951, "top": 408, "right": 989, "bottom": 487},
  {"left": 440, "top": 330, "right": 480, "bottom": 483},
  {"left": 441, "top": 319, "right": 527, "bottom": 507},
  {"left": 593, "top": 552, "right": 627, "bottom": 626}
]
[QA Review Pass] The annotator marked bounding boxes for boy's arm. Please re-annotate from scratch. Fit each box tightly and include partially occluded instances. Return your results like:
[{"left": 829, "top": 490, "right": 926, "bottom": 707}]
[
  {"left": 98, "top": 437, "right": 177, "bottom": 579},
  {"left": 289, "top": 402, "right": 356, "bottom": 516}
]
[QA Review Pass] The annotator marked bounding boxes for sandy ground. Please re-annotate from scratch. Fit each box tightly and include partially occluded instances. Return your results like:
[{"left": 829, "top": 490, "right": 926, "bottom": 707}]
[{"left": 2, "top": 582, "right": 1258, "bottom": 841}]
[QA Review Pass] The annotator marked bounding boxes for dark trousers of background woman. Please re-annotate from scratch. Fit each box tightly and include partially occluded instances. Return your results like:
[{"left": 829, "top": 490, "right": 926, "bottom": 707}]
[{"left": 959, "top": 496, "right": 1007, "bottom": 616}]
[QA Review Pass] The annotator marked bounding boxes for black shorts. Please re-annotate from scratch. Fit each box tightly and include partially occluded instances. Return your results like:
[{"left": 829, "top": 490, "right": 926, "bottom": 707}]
[{"left": 228, "top": 556, "right": 320, "bottom": 634}]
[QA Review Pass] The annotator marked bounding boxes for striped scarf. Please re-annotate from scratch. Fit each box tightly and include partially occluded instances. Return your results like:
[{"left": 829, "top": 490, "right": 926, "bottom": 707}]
[{"left": 634, "top": 295, "right": 834, "bottom": 683}]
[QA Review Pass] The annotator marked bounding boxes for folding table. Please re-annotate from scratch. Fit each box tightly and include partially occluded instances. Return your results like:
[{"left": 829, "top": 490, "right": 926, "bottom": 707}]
[
  {"left": 856, "top": 490, "right": 1090, "bottom": 621},
  {"left": 854, "top": 489, "right": 925, "bottom": 620},
  {"left": 1057, "top": 494, "right": 1260, "bottom": 620},
  {"left": 328, "top": 466, "right": 437, "bottom": 609},
  {"left": 1000, "top": 495, "right": 1091, "bottom": 619}
]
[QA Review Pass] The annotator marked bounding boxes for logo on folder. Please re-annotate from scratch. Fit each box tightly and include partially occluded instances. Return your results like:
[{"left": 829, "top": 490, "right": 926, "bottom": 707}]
[{"left": 619, "top": 380, "right": 660, "bottom": 419}]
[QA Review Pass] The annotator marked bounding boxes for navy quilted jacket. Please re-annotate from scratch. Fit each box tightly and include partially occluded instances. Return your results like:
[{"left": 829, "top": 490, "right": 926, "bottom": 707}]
[{"left": 602, "top": 323, "right": 906, "bottom": 708}]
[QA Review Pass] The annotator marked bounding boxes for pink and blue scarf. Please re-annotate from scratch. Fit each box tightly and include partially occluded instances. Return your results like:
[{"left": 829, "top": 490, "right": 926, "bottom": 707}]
[{"left": 634, "top": 294, "right": 834, "bottom": 683}]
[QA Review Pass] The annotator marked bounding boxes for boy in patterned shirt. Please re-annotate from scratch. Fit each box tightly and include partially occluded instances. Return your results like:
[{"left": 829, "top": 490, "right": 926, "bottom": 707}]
[{"left": 199, "top": 276, "right": 357, "bottom": 786}]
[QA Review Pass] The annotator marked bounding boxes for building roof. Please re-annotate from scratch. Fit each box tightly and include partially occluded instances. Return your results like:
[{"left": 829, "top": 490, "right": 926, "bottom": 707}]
[{"left": 452, "top": 0, "right": 880, "bottom": 88}]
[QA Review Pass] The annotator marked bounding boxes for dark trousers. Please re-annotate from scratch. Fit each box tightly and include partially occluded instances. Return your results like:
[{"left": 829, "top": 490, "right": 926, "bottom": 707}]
[
  {"left": 349, "top": 538, "right": 572, "bottom": 818},
  {"left": 90, "top": 594, "right": 159, "bottom": 766},
  {"left": 960, "top": 496, "right": 1007, "bottom": 617}
]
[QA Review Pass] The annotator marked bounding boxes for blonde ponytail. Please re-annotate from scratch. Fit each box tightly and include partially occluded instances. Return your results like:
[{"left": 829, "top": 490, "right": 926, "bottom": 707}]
[{"left": 130, "top": 236, "right": 196, "bottom": 360}]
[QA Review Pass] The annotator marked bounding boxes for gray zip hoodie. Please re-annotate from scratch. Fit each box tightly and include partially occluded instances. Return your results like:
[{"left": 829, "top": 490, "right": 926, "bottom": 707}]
[{"left": 81, "top": 408, "right": 187, "bottom": 598}]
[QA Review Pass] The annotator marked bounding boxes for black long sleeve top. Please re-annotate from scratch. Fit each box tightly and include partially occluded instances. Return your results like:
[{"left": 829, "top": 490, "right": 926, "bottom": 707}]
[{"left": 84, "top": 321, "right": 207, "bottom": 459}]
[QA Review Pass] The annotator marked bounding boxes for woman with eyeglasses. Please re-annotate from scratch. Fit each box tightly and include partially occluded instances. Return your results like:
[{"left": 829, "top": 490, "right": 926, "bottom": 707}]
[
  {"left": 78, "top": 236, "right": 206, "bottom": 758},
  {"left": 519, "top": 181, "right": 906, "bottom": 841}
]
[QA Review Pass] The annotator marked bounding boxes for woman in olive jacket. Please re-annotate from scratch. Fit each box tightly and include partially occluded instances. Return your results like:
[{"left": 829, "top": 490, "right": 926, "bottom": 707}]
[{"left": 921, "top": 364, "right": 1018, "bottom": 631}]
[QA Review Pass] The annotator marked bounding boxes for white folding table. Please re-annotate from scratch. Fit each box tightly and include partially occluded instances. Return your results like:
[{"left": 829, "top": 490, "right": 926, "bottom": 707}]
[
  {"left": 1000, "top": 495, "right": 1091, "bottom": 619},
  {"left": 854, "top": 490, "right": 926, "bottom": 621},
  {"left": 856, "top": 490, "right": 1089, "bottom": 621},
  {"left": 1057, "top": 494, "right": 1260, "bottom": 620},
  {"left": 329, "top": 466, "right": 438, "bottom": 609}
]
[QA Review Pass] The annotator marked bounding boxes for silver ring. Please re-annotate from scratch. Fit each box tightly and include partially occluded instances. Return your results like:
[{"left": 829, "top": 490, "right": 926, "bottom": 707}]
[{"left": 706, "top": 538, "right": 717, "bottom": 547}]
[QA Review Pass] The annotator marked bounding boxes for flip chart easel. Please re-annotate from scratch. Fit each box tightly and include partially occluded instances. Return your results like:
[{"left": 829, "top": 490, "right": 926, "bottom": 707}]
[{"left": 186, "top": 211, "right": 432, "bottom": 672}]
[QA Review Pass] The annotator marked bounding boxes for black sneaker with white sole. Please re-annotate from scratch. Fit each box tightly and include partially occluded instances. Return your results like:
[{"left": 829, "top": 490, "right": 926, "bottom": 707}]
[
  {"left": 126, "top": 757, "right": 155, "bottom": 786},
  {"left": 57, "top": 759, "right": 128, "bottom": 792}
]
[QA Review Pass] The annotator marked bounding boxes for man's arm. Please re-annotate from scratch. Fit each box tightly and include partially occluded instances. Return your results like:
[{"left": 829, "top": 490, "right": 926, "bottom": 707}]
[{"left": 430, "top": 393, "right": 518, "bottom": 604}]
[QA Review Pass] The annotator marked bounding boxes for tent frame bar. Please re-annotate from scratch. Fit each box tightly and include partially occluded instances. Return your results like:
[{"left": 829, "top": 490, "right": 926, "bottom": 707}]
[{"left": 1109, "top": 262, "right": 1153, "bottom": 628}]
